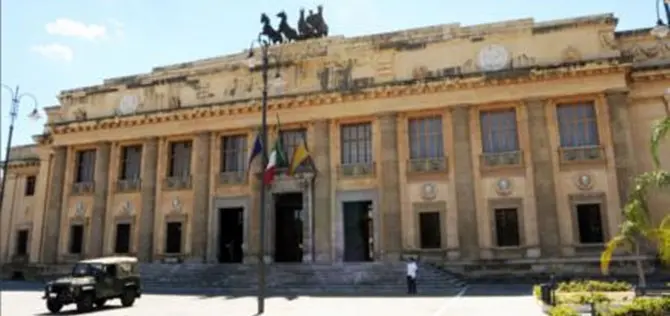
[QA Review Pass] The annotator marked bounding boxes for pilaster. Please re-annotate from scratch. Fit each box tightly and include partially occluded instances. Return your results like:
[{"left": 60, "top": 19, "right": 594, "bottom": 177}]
[
  {"left": 41, "top": 147, "right": 67, "bottom": 263},
  {"left": 88, "top": 142, "right": 111, "bottom": 258},
  {"left": 605, "top": 89, "right": 635, "bottom": 207},
  {"left": 526, "top": 98, "right": 561, "bottom": 256},
  {"left": 138, "top": 138, "right": 158, "bottom": 262},
  {"left": 311, "top": 120, "right": 332, "bottom": 262},
  {"left": 378, "top": 113, "right": 402, "bottom": 260},
  {"left": 29, "top": 149, "right": 53, "bottom": 263},
  {"left": 451, "top": 106, "right": 479, "bottom": 260},
  {"left": 191, "top": 132, "right": 211, "bottom": 261}
]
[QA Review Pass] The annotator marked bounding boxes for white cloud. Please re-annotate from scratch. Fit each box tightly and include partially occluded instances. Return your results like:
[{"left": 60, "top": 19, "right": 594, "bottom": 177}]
[
  {"left": 45, "top": 18, "right": 107, "bottom": 40},
  {"left": 30, "top": 44, "right": 74, "bottom": 62}
]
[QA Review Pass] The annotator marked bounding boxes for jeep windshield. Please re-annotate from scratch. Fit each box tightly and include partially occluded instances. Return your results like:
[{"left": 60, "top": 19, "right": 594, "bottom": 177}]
[{"left": 71, "top": 263, "right": 103, "bottom": 277}]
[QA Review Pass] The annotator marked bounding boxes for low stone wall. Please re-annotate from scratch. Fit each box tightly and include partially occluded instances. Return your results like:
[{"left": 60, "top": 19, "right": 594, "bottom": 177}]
[{"left": 433, "top": 257, "right": 667, "bottom": 283}]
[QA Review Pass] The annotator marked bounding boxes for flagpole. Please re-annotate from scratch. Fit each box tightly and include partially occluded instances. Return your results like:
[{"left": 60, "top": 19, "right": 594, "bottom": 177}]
[{"left": 257, "top": 37, "right": 270, "bottom": 315}]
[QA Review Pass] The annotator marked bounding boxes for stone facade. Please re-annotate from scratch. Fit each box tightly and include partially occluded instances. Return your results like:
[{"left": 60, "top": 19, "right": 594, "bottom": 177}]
[{"left": 2, "top": 13, "right": 670, "bottom": 270}]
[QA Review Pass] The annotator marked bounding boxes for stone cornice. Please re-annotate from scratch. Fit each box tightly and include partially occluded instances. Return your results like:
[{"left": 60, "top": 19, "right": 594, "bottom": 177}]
[
  {"left": 49, "top": 59, "right": 630, "bottom": 136},
  {"left": 2, "top": 159, "right": 40, "bottom": 170},
  {"left": 630, "top": 65, "right": 670, "bottom": 82}
]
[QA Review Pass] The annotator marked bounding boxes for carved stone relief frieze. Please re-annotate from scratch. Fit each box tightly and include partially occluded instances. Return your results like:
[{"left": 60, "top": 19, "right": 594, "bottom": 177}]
[
  {"left": 73, "top": 108, "right": 88, "bottom": 121},
  {"left": 494, "top": 178, "right": 513, "bottom": 196},
  {"left": 622, "top": 41, "right": 670, "bottom": 62},
  {"left": 599, "top": 30, "right": 618, "bottom": 50},
  {"left": 73, "top": 201, "right": 86, "bottom": 218},
  {"left": 561, "top": 46, "right": 582, "bottom": 63},
  {"left": 420, "top": 183, "right": 437, "bottom": 201},
  {"left": 118, "top": 200, "right": 134, "bottom": 216},
  {"left": 575, "top": 173, "right": 594, "bottom": 191},
  {"left": 511, "top": 53, "right": 537, "bottom": 68},
  {"left": 185, "top": 79, "right": 215, "bottom": 101}
]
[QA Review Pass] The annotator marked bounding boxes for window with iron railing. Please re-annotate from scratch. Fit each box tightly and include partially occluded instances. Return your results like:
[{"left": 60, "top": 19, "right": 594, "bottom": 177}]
[
  {"left": 341, "top": 123, "right": 372, "bottom": 164},
  {"left": 221, "top": 135, "right": 247, "bottom": 173},
  {"left": 480, "top": 109, "right": 522, "bottom": 167},
  {"left": 556, "top": 102, "right": 603, "bottom": 162}
]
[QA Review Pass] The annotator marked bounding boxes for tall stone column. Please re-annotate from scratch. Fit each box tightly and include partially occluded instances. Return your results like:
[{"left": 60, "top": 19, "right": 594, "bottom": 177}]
[
  {"left": 41, "top": 147, "right": 67, "bottom": 263},
  {"left": 191, "top": 132, "right": 211, "bottom": 261},
  {"left": 526, "top": 99, "right": 561, "bottom": 256},
  {"left": 451, "top": 107, "right": 479, "bottom": 260},
  {"left": 606, "top": 89, "right": 635, "bottom": 207},
  {"left": 311, "top": 120, "right": 332, "bottom": 262},
  {"left": 138, "top": 138, "right": 158, "bottom": 262},
  {"left": 378, "top": 113, "right": 402, "bottom": 260},
  {"left": 88, "top": 143, "right": 111, "bottom": 258}
]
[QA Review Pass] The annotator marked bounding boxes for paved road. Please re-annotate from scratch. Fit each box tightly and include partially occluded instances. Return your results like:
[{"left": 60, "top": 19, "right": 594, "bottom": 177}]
[{"left": 1, "top": 282, "right": 544, "bottom": 316}]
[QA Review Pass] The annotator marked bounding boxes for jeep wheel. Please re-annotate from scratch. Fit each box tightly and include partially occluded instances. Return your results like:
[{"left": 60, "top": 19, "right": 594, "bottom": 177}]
[
  {"left": 46, "top": 300, "right": 63, "bottom": 314},
  {"left": 76, "top": 294, "right": 94, "bottom": 313},
  {"left": 95, "top": 298, "right": 107, "bottom": 307},
  {"left": 120, "top": 289, "right": 136, "bottom": 307}
]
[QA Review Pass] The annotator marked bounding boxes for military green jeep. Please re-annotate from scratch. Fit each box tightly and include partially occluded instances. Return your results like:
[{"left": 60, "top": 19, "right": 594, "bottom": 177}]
[{"left": 42, "top": 256, "right": 142, "bottom": 314}]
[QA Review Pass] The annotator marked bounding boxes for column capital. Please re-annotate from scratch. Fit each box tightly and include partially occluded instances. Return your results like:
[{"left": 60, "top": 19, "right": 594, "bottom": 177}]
[{"left": 603, "top": 88, "right": 630, "bottom": 96}]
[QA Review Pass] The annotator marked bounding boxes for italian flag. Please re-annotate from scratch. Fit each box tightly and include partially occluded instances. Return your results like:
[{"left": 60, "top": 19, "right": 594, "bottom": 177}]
[{"left": 263, "top": 137, "right": 287, "bottom": 185}]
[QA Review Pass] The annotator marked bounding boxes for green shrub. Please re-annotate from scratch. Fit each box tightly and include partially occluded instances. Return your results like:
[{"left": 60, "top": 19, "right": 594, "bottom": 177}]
[
  {"left": 606, "top": 297, "right": 670, "bottom": 316},
  {"left": 547, "top": 305, "right": 580, "bottom": 316},
  {"left": 556, "top": 280, "right": 633, "bottom": 292}
]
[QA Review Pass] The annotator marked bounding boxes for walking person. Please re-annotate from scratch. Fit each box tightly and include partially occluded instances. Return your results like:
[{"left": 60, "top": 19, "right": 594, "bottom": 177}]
[{"left": 406, "top": 257, "right": 418, "bottom": 294}]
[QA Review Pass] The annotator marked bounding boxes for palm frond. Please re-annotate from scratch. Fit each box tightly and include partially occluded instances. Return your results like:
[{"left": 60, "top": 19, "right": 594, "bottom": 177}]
[
  {"left": 650, "top": 117, "right": 670, "bottom": 168},
  {"left": 601, "top": 235, "right": 629, "bottom": 275},
  {"left": 644, "top": 227, "right": 670, "bottom": 265},
  {"left": 660, "top": 215, "right": 670, "bottom": 230}
]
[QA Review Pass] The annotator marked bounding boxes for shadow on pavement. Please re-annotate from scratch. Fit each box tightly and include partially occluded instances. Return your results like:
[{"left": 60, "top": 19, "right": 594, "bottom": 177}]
[
  {"left": 2, "top": 280, "right": 538, "bottom": 299},
  {"left": 33, "top": 305, "right": 123, "bottom": 316}
]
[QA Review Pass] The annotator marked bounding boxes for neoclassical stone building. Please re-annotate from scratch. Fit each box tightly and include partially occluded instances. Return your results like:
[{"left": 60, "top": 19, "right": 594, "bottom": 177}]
[{"left": 1, "top": 13, "right": 669, "bottom": 269}]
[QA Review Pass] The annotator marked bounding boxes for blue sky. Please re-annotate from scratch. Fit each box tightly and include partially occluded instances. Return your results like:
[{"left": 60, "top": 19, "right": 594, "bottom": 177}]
[{"left": 0, "top": 0, "right": 657, "bottom": 158}]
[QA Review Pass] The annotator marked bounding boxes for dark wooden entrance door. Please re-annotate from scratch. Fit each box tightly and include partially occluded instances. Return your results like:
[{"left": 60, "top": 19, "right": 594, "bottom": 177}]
[
  {"left": 218, "top": 208, "right": 244, "bottom": 263},
  {"left": 274, "top": 193, "right": 303, "bottom": 262},
  {"left": 343, "top": 201, "right": 373, "bottom": 262}
]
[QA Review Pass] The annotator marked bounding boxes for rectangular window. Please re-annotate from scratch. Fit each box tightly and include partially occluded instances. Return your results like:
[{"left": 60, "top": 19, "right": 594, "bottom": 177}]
[
  {"left": 556, "top": 103, "right": 599, "bottom": 147},
  {"left": 340, "top": 123, "right": 372, "bottom": 164},
  {"left": 119, "top": 145, "right": 142, "bottom": 180},
  {"left": 494, "top": 208, "right": 521, "bottom": 247},
  {"left": 576, "top": 203, "right": 604, "bottom": 244},
  {"left": 114, "top": 223, "right": 131, "bottom": 254},
  {"left": 418, "top": 212, "right": 442, "bottom": 249},
  {"left": 15, "top": 229, "right": 29, "bottom": 255},
  {"left": 480, "top": 109, "right": 519, "bottom": 153},
  {"left": 408, "top": 116, "right": 444, "bottom": 159},
  {"left": 167, "top": 141, "right": 192, "bottom": 177},
  {"left": 165, "top": 222, "right": 183, "bottom": 254},
  {"left": 75, "top": 150, "right": 96, "bottom": 183},
  {"left": 280, "top": 129, "right": 307, "bottom": 161},
  {"left": 24, "top": 176, "right": 36, "bottom": 196},
  {"left": 221, "top": 135, "right": 247, "bottom": 172},
  {"left": 69, "top": 224, "right": 84, "bottom": 254}
]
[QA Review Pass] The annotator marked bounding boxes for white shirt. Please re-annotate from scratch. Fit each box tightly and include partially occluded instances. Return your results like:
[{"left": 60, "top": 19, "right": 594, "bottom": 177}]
[{"left": 406, "top": 262, "right": 418, "bottom": 278}]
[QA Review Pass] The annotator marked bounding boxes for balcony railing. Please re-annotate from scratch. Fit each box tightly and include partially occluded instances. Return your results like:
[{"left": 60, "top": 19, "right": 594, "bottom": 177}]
[
  {"left": 406, "top": 157, "right": 448, "bottom": 173},
  {"left": 338, "top": 162, "right": 376, "bottom": 177},
  {"left": 163, "top": 175, "right": 192, "bottom": 190},
  {"left": 218, "top": 171, "right": 246, "bottom": 185},
  {"left": 116, "top": 178, "right": 142, "bottom": 192},
  {"left": 480, "top": 151, "right": 523, "bottom": 168},
  {"left": 558, "top": 145, "right": 605, "bottom": 163},
  {"left": 71, "top": 181, "right": 95, "bottom": 195}
]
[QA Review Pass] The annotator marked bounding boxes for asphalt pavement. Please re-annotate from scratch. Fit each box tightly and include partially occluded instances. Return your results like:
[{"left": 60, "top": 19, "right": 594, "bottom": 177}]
[{"left": 1, "top": 281, "right": 545, "bottom": 316}]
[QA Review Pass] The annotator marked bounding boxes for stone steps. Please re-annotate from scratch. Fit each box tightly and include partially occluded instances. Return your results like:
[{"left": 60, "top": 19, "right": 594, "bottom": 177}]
[{"left": 138, "top": 262, "right": 466, "bottom": 294}]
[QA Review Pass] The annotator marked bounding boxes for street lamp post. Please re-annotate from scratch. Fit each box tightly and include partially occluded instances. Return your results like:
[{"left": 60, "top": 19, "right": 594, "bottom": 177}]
[
  {"left": 246, "top": 34, "right": 285, "bottom": 315},
  {"left": 651, "top": 0, "right": 670, "bottom": 38},
  {"left": 0, "top": 84, "right": 40, "bottom": 214}
]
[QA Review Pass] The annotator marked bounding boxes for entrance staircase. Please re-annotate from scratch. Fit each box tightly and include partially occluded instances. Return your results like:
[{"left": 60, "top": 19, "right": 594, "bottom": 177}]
[{"left": 139, "top": 262, "right": 466, "bottom": 295}]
